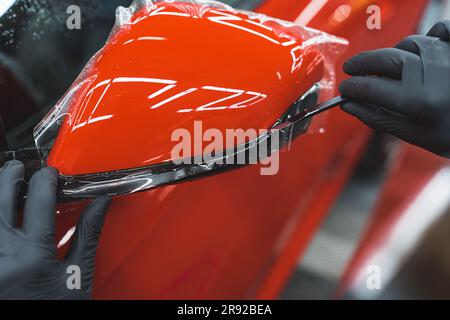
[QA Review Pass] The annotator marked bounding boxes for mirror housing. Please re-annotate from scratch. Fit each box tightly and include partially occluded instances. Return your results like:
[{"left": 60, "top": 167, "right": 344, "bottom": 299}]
[{"left": 33, "top": 0, "right": 347, "bottom": 199}]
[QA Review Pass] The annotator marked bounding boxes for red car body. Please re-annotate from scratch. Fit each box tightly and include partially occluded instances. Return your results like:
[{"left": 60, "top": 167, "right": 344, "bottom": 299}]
[{"left": 46, "top": 0, "right": 440, "bottom": 299}]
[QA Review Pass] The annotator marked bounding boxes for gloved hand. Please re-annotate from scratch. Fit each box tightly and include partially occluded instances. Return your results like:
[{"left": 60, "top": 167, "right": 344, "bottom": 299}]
[
  {"left": 339, "top": 20, "right": 450, "bottom": 158},
  {"left": 0, "top": 160, "right": 111, "bottom": 300}
]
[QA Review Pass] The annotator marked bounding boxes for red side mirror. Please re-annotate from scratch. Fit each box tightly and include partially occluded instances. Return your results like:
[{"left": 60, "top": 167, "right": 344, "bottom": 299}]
[{"left": 32, "top": 0, "right": 347, "bottom": 199}]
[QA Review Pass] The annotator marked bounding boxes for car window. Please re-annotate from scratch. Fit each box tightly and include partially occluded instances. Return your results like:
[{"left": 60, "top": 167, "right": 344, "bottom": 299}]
[
  {"left": 222, "top": 0, "right": 264, "bottom": 10},
  {"left": 0, "top": 0, "right": 132, "bottom": 148}
]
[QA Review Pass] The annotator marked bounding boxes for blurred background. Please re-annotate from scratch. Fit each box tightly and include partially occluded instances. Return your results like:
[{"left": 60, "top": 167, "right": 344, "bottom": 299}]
[{"left": 2, "top": 0, "right": 450, "bottom": 299}]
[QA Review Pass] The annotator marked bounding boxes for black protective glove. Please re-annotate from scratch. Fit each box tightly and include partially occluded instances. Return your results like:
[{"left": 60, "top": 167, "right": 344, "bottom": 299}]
[
  {"left": 339, "top": 20, "right": 450, "bottom": 158},
  {"left": 0, "top": 160, "right": 111, "bottom": 300}
]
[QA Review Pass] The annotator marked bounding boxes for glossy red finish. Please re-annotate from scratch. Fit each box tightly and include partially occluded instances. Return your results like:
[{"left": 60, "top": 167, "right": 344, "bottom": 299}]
[
  {"left": 47, "top": 2, "right": 329, "bottom": 175},
  {"left": 51, "top": 0, "right": 430, "bottom": 299}
]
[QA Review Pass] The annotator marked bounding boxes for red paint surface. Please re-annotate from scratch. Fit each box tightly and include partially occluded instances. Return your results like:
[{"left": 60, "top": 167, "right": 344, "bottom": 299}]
[
  {"left": 47, "top": 2, "right": 329, "bottom": 175},
  {"left": 50, "top": 0, "right": 430, "bottom": 299}
]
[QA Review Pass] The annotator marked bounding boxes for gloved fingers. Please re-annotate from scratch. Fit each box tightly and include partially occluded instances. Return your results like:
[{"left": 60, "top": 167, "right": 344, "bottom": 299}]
[
  {"left": 395, "top": 35, "right": 439, "bottom": 55},
  {"left": 65, "top": 196, "right": 111, "bottom": 290},
  {"left": 339, "top": 76, "right": 407, "bottom": 115},
  {"left": 0, "top": 161, "right": 24, "bottom": 227},
  {"left": 23, "top": 167, "right": 58, "bottom": 240},
  {"left": 341, "top": 102, "right": 420, "bottom": 144},
  {"left": 344, "top": 48, "right": 418, "bottom": 80},
  {"left": 427, "top": 20, "right": 450, "bottom": 41}
]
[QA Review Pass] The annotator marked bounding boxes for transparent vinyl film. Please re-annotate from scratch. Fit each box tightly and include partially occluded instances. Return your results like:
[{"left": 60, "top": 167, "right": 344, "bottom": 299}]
[
  {"left": 30, "top": 0, "right": 348, "bottom": 200},
  {"left": 59, "top": 83, "right": 321, "bottom": 200}
]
